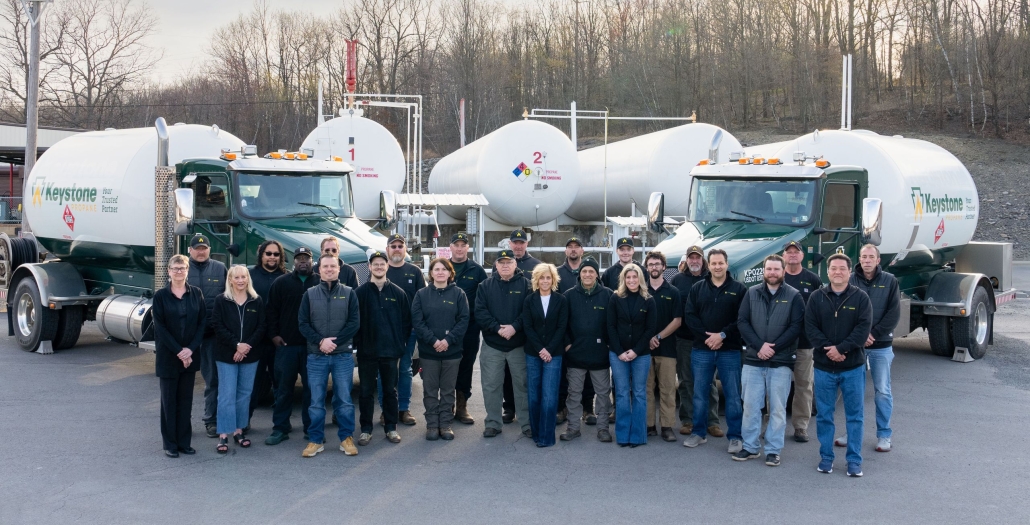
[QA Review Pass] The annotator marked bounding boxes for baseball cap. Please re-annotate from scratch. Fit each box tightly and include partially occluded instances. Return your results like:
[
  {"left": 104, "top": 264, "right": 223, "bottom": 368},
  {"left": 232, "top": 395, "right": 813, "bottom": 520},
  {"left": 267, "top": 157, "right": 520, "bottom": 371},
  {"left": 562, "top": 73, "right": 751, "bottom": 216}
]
[
  {"left": 368, "top": 249, "right": 388, "bottom": 263},
  {"left": 387, "top": 233, "right": 406, "bottom": 245},
  {"left": 686, "top": 245, "right": 704, "bottom": 257},
  {"left": 566, "top": 236, "right": 583, "bottom": 247},
  {"left": 509, "top": 229, "right": 528, "bottom": 242},
  {"left": 294, "top": 246, "right": 313, "bottom": 258},
  {"left": 451, "top": 233, "right": 470, "bottom": 245},
  {"left": 616, "top": 237, "right": 633, "bottom": 249},
  {"left": 496, "top": 249, "right": 515, "bottom": 260},
  {"left": 190, "top": 234, "right": 210, "bottom": 249},
  {"left": 783, "top": 240, "right": 803, "bottom": 251}
]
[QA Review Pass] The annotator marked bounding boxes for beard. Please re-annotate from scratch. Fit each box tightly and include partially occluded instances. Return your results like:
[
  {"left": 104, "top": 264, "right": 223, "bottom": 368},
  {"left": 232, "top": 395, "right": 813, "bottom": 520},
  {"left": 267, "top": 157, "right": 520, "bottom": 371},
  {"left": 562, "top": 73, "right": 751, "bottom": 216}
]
[
  {"left": 649, "top": 269, "right": 663, "bottom": 279},
  {"left": 389, "top": 254, "right": 405, "bottom": 264},
  {"left": 764, "top": 275, "right": 783, "bottom": 286},
  {"left": 263, "top": 259, "right": 279, "bottom": 271},
  {"left": 688, "top": 262, "right": 703, "bottom": 274}
]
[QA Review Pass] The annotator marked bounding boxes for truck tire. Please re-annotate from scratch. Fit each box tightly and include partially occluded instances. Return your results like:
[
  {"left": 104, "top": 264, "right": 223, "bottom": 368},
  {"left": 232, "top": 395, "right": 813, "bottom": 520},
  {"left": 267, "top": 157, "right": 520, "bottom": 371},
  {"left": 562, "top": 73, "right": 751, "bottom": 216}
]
[
  {"left": 12, "top": 278, "right": 59, "bottom": 352},
  {"left": 951, "top": 287, "right": 992, "bottom": 360},
  {"left": 52, "top": 306, "right": 84, "bottom": 350},
  {"left": 927, "top": 316, "right": 954, "bottom": 357}
]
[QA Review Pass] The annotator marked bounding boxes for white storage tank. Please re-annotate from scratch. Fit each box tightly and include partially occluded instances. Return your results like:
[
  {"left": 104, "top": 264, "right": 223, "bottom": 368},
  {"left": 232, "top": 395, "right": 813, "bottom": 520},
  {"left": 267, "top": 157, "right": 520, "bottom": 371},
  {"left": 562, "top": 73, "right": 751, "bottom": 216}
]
[
  {"left": 26, "top": 125, "right": 245, "bottom": 257},
  {"left": 301, "top": 113, "right": 406, "bottom": 220},
  {"left": 428, "top": 120, "right": 580, "bottom": 226},
  {"left": 565, "top": 123, "right": 742, "bottom": 221}
]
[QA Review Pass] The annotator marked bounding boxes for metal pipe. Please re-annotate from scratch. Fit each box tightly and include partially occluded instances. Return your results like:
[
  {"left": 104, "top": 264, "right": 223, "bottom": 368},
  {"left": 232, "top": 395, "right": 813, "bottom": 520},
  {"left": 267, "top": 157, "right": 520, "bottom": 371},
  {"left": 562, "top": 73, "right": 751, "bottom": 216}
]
[
  {"left": 155, "top": 117, "right": 169, "bottom": 167},
  {"left": 841, "top": 55, "right": 848, "bottom": 130},
  {"left": 847, "top": 54, "right": 853, "bottom": 130},
  {"left": 708, "top": 129, "right": 723, "bottom": 164}
]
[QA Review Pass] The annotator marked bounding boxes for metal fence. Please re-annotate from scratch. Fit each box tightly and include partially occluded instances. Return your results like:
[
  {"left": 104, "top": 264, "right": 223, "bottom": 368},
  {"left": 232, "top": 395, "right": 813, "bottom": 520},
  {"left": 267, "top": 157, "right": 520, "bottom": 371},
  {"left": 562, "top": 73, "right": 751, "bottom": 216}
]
[{"left": 0, "top": 197, "right": 22, "bottom": 224}]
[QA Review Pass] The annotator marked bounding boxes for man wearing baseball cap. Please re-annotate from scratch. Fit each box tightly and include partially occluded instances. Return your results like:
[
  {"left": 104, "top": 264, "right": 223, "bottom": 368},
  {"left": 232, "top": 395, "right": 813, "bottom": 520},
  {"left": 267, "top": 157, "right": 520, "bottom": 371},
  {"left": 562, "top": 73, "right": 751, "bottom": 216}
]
[
  {"left": 556, "top": 236, "right": 592, "bottom": 425},
  {"left": 601, "top": 237, "right": 636, "bottom": 291},
  {"left": 670, "top": 245, "right": 720, "bottom": 437},
  {"left": 449, "top": 233, "right": 488, "bottom": 425},
  {"left": 509, "top": 229, "right": 542, "bottom": 273},
  {"left": 782, "top": 240, "right": 822, "bottom": 443},
  {"left": 382, "top": 233, "right": 426, "bottom": 427},
  {"left": 187, "top": 233, "right": 228, "bottom": 438}
]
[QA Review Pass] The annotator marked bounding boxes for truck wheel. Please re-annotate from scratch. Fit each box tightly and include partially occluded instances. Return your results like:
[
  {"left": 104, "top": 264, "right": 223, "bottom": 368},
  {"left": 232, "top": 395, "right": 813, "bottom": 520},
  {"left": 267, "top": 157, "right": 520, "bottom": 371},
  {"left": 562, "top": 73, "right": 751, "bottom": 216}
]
[
  {"left": 52, "top": 306, "right": 84, "bottom": 350},
  {"left": 927, "top": 316, "right": 954, "bottom": 357},
  {"left": 952, "top": 287, "right": 992, "bottom": 360},
  {"left": 12, "top": 279, "right": 59, "bottom": 352}
]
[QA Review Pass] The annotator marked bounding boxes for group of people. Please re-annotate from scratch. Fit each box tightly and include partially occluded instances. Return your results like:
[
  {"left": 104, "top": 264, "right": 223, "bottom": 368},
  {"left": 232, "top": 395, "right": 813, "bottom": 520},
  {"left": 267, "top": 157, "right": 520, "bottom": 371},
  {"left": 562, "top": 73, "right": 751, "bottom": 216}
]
[{"left": 153, "top": 229, "right": 899, "bottom": 477}]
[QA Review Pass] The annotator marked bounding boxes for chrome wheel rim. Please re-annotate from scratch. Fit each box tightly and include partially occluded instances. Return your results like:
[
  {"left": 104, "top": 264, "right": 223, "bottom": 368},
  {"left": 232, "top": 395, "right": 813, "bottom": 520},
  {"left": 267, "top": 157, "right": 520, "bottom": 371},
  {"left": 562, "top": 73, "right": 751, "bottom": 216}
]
[
  {"left": 974, "top": 302, "right": 989, "bottom": 345},
  {"left": 16, "top": 291, "right": 36, "bottom": 338}
]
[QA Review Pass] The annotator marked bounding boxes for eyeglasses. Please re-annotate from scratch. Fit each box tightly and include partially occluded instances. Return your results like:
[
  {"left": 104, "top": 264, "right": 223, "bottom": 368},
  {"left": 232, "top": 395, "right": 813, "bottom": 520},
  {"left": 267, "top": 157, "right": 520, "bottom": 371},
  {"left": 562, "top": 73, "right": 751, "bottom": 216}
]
[
  {"left": 323, "top": 248, "right": 338, "bottom": 254},
  {"left": 645, "top": 263, "right": 664, "bottom": 268},
  {"left": 264, "top": 251, "right": 281, "bottom": 257},
  {"left": 169, "top": 267, "right": 187, "bottom": 273},
  {"left": 388, "top": 244, "right": 405, "bottom": 250}
]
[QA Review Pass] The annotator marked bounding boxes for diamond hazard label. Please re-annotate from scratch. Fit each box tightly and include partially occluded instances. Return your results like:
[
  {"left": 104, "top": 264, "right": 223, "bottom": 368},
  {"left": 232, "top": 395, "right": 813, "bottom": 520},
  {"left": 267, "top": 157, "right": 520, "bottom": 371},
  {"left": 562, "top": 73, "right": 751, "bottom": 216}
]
[
  {"left": 934, "top": 219, "right": 945, "bottom": 244},
  {"left": 511, "top": 162, "right": 531, "bottom": 181},
  {"left": 63, "top": 205, "right": 75, "bottom": 231}
]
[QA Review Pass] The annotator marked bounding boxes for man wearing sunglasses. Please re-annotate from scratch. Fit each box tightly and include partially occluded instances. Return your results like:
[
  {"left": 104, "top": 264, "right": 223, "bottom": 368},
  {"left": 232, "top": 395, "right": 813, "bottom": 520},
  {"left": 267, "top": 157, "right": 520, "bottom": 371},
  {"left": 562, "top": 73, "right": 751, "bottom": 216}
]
[
  {"left": 320, "top": 237, "right": 359, "bottom": 288},
  {"left": 249, "top": 240, "right": 287, "bottom": 415},
  {"left": 382, "top": 233, "right": 426, "bottom": 426}
]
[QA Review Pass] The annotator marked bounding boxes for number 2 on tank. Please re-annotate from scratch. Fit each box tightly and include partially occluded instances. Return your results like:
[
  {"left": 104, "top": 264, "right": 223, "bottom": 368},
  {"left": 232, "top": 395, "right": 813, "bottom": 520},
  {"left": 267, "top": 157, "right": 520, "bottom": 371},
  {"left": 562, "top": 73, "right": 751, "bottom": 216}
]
[{"left": 533, "top": 151, "right": 542, "bottom": 164}]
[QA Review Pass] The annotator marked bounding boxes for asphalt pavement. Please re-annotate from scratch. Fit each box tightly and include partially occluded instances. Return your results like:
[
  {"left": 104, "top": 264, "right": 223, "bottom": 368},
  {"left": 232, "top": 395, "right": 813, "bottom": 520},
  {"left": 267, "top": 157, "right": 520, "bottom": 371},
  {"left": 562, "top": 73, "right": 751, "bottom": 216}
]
[{"left": 3, "top": 273, "right": 1030, "bottom": 523}]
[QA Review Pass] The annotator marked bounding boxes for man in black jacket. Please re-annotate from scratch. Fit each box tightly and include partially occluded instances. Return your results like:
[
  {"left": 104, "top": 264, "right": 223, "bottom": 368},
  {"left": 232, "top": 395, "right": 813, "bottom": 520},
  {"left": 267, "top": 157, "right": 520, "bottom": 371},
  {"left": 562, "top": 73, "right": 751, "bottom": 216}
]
[
  {"left": 560, "top": 257, "right": 613, "bottom": 443},
  {"left": 187, "top": 233, "right": 228, "bottom": 438},
  {"left": 507, "top": 229, "right": 539, "bottom": 422},
  {"left": 264, "top": 247, "right": 318, "bottom": 446},
  {"left": 319, "top": 236, "right": 359, "bottom": 288},
  {"left": 383, "top": 233, "right": 426, "bottom": 426},
  {"left": 556, "top": 236, "right": 592, "bottom": 425},
  {"left": 249, "top": 240, "right": 286, "bottom": 414},
  {"left": 600, "top": 237, "right": 635, "bottom": 290},
  {"left": 644, "top": 251, "right": 682, "bottom": 443},
  {"left": 734, "top": 255, "right": 805, "bottom": 466},
  {"left": 475, "top": 249, "right": 532, "bottom": 438},
  {"left": 681, "top": 249, "right": 747, "bottom": 452},
  {"left": 782, "top": 240, "right": 822, "bottom": 443},
  {"left": 836, "top": 244, "right": 901, "bottom": 453},
  {"left": 806, "top": 253, "right": 873, "bottom": 477},
  {"left": 449, "top": 233, "right": 488, "bottom": 424},
  {"left": 671, "top": 245, "right": 720, "bottom": 437},
  {"left": 356, "top": 250, "right": 411, "bottom": 446}
]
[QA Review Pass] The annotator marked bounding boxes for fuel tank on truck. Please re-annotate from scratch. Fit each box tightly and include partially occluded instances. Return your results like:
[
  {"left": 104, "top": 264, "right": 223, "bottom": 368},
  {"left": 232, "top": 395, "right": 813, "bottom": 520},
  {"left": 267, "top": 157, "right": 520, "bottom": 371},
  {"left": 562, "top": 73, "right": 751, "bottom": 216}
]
[
  {"left": 758, "top": 129, "right": 979, "bottom": 257},
  {"left": 26, "top": 124, "right": 245, "bottom": 270},
  {"left": 564, "top": 123, "right": 742, "bottom": 221},
  {"left": 300, "top": 113, "right": 406, "bottom": 220},
  {"left": 428, "top": 120, "right": 581, "bottom": 226}
]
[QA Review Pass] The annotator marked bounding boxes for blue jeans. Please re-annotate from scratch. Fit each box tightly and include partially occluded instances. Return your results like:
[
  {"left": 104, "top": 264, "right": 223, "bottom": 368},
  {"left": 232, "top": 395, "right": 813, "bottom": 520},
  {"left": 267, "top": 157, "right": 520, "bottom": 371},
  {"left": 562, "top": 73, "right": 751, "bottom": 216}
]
[
  {"left": 272, "top": 345, "right": 310, "bottom": 434},
  {"left": 380, "top": 330, "right": 416, "bottom": 411},
  {"left": 609, "top": 352, "right": 650, "bottom": 445},
  {"left": 866, "top": 347, "right": 894, "bottom": 438},
  {"left": 741, "top": 364, "right": 793, "bottom": 455},
  {"left": 526, "top": 354, "right": 562, "bottom": 447},
  {"left": 215, "top": 361, "right": 258, "bottom": 435},
  {"left": 815, "top": 366, "right": 865, "bottom": 465},
  {"left": 691, "top": 349, "right": 742, "bottom": 440},
  {"left": 306, "top": 352, "right": 355, "bottom": 444}
]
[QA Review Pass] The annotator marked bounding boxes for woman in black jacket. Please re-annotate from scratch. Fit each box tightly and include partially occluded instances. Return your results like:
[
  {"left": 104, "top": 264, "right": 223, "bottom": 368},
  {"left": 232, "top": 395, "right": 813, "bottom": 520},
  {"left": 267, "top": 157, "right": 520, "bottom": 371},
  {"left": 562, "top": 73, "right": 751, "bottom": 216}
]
[
  {"left": 211, "top": 265, "right": 266, "bottom": 453},
  {"left": 411, "top": 258, "right": 469, "bottom": 441},
  {"left": 152, "top": 254, "right": 206, "bottom": 458},
  {"left": 523, "top": 263, "right": 569, "bottom": 447},
  {"left": 607, "top": 263, "right": 657, "bottom": 447}
]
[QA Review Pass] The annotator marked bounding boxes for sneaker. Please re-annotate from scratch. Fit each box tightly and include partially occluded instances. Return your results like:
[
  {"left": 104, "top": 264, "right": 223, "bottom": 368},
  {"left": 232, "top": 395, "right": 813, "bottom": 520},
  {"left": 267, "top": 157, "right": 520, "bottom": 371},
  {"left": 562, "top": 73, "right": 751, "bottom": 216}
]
[
  {"left": 502, "top": 411, "right": 516, "bottom": 424},
  {"left": 482, "top": 427, "right": 501, "bottom": 438},
  {"left": 817, "top": 459, "right": 833, "bottom": 473},
  {"left": 876, "top": 437, "right": 892, "bottom": 452},
  {"left": 560, "top": 429, "right": 581, "bottom": 441},
  {"left": 597, "top": 429, "right": 613, "bottom": 442},
  {"left": 727, "top": 439, "right": 743, "bottom": 454},
  {"left": 682, "top": 434, "right": 707, "bottom": 448},
  {"left": 584, "top": 413, "right": 597, "bottom": 426},
  {"left": 708, "top": 425, "right": 725, "bottom": 438},
  {"left": 732, "top": 449, "right": 760, "bottom": 461},
  {"left": 847, "top": 462, "right": 863, "bottom": 477},
  {"left": 439, "top": 428, "right": 455, "bottom": 440},
  {"left": 264, "top": 431, "right": 289, "bottom": 446},
  {"left": 794, "top": 428, "right": 809, "bottom": 443},
  {"left": 834, "top": 435, "right": 847, "bottom": 447},
  {"left": 357, "top": 433, "right": 372, "bottom": 446},
  {"left": 340, "top": 437, "right": 358, "bottom": 456},
  {"left": 302, "top": 442, "right": 323, "bottom": 458},
  {"left": 661, "top": 428, "right": 677, "bottom": 442},
  {"left": 426, "top": 428, "right": 440, "bottom": 441},
  {"left": 679, "top": 423, "right": 693, "bottom": 435},
  {"left": 399, "top": 411, "right": 417, "bottom": 426},
  {"left": 647, "top": 426, "right": 658, "bottom": 437},
  {"left": 205, "top": 423, "right": 218, "bottom": 438},
  {"left": 386, "top": 431, "right": 402, "bottom": 443},
  {"left": 765, "top": 454, "right": 781, "bottom": 467}
]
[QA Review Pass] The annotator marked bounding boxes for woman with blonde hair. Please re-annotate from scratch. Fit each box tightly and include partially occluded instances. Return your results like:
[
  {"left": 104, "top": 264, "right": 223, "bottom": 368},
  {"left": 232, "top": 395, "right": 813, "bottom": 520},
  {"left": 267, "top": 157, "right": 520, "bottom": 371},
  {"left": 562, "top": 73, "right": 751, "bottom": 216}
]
[
  {"left": 522, "top": 263, "right": 569, "bottom": 447},
  {"left": 606, "top": 263, "right": 657, "bottom": 447},
  {"left": 211, "top": 264, "right": 266, "bottom": 453}
]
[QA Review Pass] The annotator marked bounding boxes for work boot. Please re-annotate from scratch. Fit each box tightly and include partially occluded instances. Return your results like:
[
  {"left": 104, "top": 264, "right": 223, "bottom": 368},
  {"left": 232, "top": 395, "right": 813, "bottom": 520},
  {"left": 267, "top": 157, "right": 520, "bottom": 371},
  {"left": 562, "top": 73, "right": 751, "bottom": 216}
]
[
  {"left": 661, "top": 427, "right": 677, "bottom": 442},
  {"left": 426, "top": 428, "right": 440, "bottom": 441},
  {"left": 454, "top": 392, "right": 475, "bottom": 425},
  {"left": 502, "top": 410, "right": 516, "bottom": 424},
  {"left": 386, "top": 431, "right": 402, "bottom": 443},
  {"left": 439, "top": 428, "right": 455, "bottom": 441},
  {"left": 556, "top": 408, "right": 568, "bottom": 425},
  {"left": 647, "top": 426, "right": 658, "bottom": 437},
  {"left": 399, "top": 411, "right": 417, "bottom": 426},
  {"left": 794, "top": 428, "right": 809, "bottom": 442},
  {"left": 597, "top": 429, "right": 613, "bottom": 442},
  {"left": 584, "top": 412, "right": 597, "bottom": 426},
  {"left": 205, "top": 423, "right": 218, "bottom": 438},
  {"left": 357, "top": 433, "right": 372, "bottom": 446},
  {"left": 708, "top": 425, "right": 725, "bottom": 438},
  {"left": 679, "top": 423, "right": 693, "bottom": 435},
  {"left": 264, "top": 431, "right": 289, "bottom": 446},
  {"left": 560, "top": 429, "right": 581, "bottom": 441}
]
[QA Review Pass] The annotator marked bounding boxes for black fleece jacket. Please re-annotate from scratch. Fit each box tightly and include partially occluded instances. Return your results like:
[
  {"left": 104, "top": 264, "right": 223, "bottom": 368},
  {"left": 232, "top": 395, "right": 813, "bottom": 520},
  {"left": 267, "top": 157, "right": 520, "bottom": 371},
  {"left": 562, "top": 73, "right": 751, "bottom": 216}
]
[
  {"left": 671, "top": 269, "right": 708, "bottom": 341},
  {"left": 647, "top": 279, "right": 681, "bottom": 358},
  {"left": 522, "top": 291, "right": 569, "bottom": 358},
  {"left": 601, "top": 260, "right": 629, "bottom": 291},
  {"left": 451, "top": 257, "right": 488, "bottom": 328},
  {"left": 412, "top": 283, "right": 469, "bottom": 360},
  {"left": 266, "top": 270, "right": 319, "bottom": 347},
  {"left": 355, "top": 280, "right": 412, "bottom": 359},
  {"left": 849, "top": 266, "right": 901, "bottom": 349},
  {"left": 607, "top": 290, "right": 657, "bottom": 357},
  {"left": 474, "top": 270, "right": 531, "bottom": 351},
  {"left": 805, "top": 285, "right": 873, "bottom": 372},
  {"left": 151, "top": 284, "right": 205, "bottom": 378},
  {"left": 563, "top": 283, "right": 613, "bottom": 370},
  {"left": 211, "top": 294, "right": 266, "bottom": 364},
  {"left": 683, "top": 275, "right": 747, "bottom": 351}
]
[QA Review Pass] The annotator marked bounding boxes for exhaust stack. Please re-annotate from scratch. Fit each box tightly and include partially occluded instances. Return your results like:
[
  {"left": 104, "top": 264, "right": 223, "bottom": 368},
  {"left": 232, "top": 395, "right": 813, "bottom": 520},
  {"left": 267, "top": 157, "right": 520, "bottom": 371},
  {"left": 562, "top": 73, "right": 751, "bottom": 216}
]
[
  {"left": 154, "top": 117, "right": 174, "bottom": 292},
  {"left": 708, "top": 129, "right": 723, "bottom": 164}
]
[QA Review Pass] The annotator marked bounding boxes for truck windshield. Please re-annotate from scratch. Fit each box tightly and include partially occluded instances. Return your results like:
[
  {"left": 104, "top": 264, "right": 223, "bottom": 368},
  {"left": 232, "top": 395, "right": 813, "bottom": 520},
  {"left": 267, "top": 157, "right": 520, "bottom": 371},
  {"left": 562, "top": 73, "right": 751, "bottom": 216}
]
[
  {"left": 234, "top": 172, "right": 355, "bottom": 218},
  {"left": 688, "top": 178, "right": 817, "bottom": 225}
]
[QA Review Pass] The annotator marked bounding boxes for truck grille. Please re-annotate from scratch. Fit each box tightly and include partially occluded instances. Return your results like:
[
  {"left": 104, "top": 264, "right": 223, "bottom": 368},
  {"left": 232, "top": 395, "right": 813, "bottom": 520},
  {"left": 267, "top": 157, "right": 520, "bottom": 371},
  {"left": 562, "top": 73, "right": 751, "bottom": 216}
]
[{"left": 351, "top": 262, "right": 370, "bottom": 284}]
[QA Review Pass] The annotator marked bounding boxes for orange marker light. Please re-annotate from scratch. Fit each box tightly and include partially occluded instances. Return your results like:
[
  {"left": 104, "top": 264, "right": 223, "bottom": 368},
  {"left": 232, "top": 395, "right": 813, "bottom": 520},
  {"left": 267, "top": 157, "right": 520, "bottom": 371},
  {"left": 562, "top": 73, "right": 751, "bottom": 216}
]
[
  {"left": 697, "top": 159, "right": 710, "bottom": 166},
  {"left": 753, "top": 157, "right": 766, "bottom": 165},
  {"left": 269, "top": 152, "right": 282, "bottom": 159},
  {"left": 222, "top": 152, "right": 237, "bottom": 161},
  {"left": 297, "top": 153, "right": 308, "bottom": 160},
  {"left": 768, "top": 158, "right": 782, "bottom": 165},
  {"left": 814, "top": 159, "right": 830, "bottom": 168}
]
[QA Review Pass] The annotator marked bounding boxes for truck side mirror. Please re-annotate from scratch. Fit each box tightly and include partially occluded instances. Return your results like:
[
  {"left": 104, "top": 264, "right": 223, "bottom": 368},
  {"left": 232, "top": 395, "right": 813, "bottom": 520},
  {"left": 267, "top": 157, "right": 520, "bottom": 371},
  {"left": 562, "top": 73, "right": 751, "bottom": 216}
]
[
  {"left": 173, "top": 188, "right": 194, "bottom": 235},
  {"left": 380, "top": 190, "right": 397, "bottom": 228},
  {"left": 227, "top": 243, "right": 241, "bottom": 257},
  {"left": 647, "top": 192, "right": 665, "bottom": 233},
  {"left": 862, "top": 197, "right": 883, "bottom": 246}
]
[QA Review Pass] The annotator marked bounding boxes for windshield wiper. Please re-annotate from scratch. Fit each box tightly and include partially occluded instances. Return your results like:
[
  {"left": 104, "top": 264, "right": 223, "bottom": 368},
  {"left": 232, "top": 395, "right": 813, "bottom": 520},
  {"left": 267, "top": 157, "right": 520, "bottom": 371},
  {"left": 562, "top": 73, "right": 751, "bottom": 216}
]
[
  {"left": 730, "top": 210, "right": 765, "bottom": 222},
  {"left": 286, "top": 211, "right": 320, "bottom": 217},
  {"left": 298, "top": 202, "right": 338, "bottom": 217},
  {"left": 715, "top": 217, "right": 749, "bottom": 222}
]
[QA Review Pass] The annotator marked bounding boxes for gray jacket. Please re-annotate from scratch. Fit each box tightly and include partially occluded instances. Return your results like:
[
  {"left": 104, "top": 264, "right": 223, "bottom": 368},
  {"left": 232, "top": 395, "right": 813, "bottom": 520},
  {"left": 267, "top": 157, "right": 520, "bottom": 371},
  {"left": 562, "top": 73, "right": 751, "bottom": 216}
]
[
  {"left": 737, "top": 283, "right": 806, "bottom": 368},
  {"left": 188, "top": 257, "right": 227, "bottom": 333},
  {"left": 298, "top": 280, "right": 360, "bottom": 355}
]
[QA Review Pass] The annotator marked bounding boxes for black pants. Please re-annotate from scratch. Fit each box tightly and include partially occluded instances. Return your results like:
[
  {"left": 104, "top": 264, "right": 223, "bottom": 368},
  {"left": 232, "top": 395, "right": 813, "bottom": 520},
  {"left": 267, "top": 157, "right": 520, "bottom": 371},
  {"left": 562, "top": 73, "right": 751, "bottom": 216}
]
[
  {"left": 503, "top": 364, "right": 515, "bottom": 413},
  {"left": 249, "top": 344, "right": 276, "bottom": 416},
  {"left": 272, "top": 345, "right": 310, "bottom": 434},
  {"left": 160, "top": 371, "right": 196, "bottom": 452},
  {"left": 359, "top": 356, "right": 399, "bottom": 433},
  {"left": 558, "top": 361, "right": 595, "bottom": 414},
  {"left": 456, "top": 327, "right": 481, "bottom": 400}
]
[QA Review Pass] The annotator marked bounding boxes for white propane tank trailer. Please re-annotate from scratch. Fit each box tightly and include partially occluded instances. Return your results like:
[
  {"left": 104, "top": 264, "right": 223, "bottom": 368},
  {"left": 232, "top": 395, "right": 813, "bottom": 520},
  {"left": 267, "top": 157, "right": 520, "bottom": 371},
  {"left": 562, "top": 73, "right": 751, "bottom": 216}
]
[{"left": 649, "top": 128, "right": 1016, "bottom": 360}]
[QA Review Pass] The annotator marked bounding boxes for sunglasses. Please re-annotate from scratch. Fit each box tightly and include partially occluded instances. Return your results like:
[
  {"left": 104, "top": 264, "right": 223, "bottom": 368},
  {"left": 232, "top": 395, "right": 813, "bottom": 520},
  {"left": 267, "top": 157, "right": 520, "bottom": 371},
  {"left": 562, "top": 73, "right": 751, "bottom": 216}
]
[{"left": 264, "top": 251, "right": 281, "bottom": 257}]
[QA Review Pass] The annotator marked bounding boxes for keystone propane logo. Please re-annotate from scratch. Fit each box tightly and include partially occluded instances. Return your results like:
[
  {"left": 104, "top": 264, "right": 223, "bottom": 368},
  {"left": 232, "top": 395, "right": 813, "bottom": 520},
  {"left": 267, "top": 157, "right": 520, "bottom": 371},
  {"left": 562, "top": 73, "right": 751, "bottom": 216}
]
[
  {"left": 910, "top": 186, "right": 963, "bottom": 221},
  {"left": 31, "top": 180, "right": 99, "bottom": 212}
]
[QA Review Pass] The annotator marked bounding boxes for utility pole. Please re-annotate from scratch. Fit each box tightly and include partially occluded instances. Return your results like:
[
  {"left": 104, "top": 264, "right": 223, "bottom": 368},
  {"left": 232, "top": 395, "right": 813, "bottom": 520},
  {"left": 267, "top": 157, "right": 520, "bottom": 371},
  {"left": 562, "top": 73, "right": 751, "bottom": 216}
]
[{"left": 22, "top": 0, "right": 50, "bottom": 217}]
